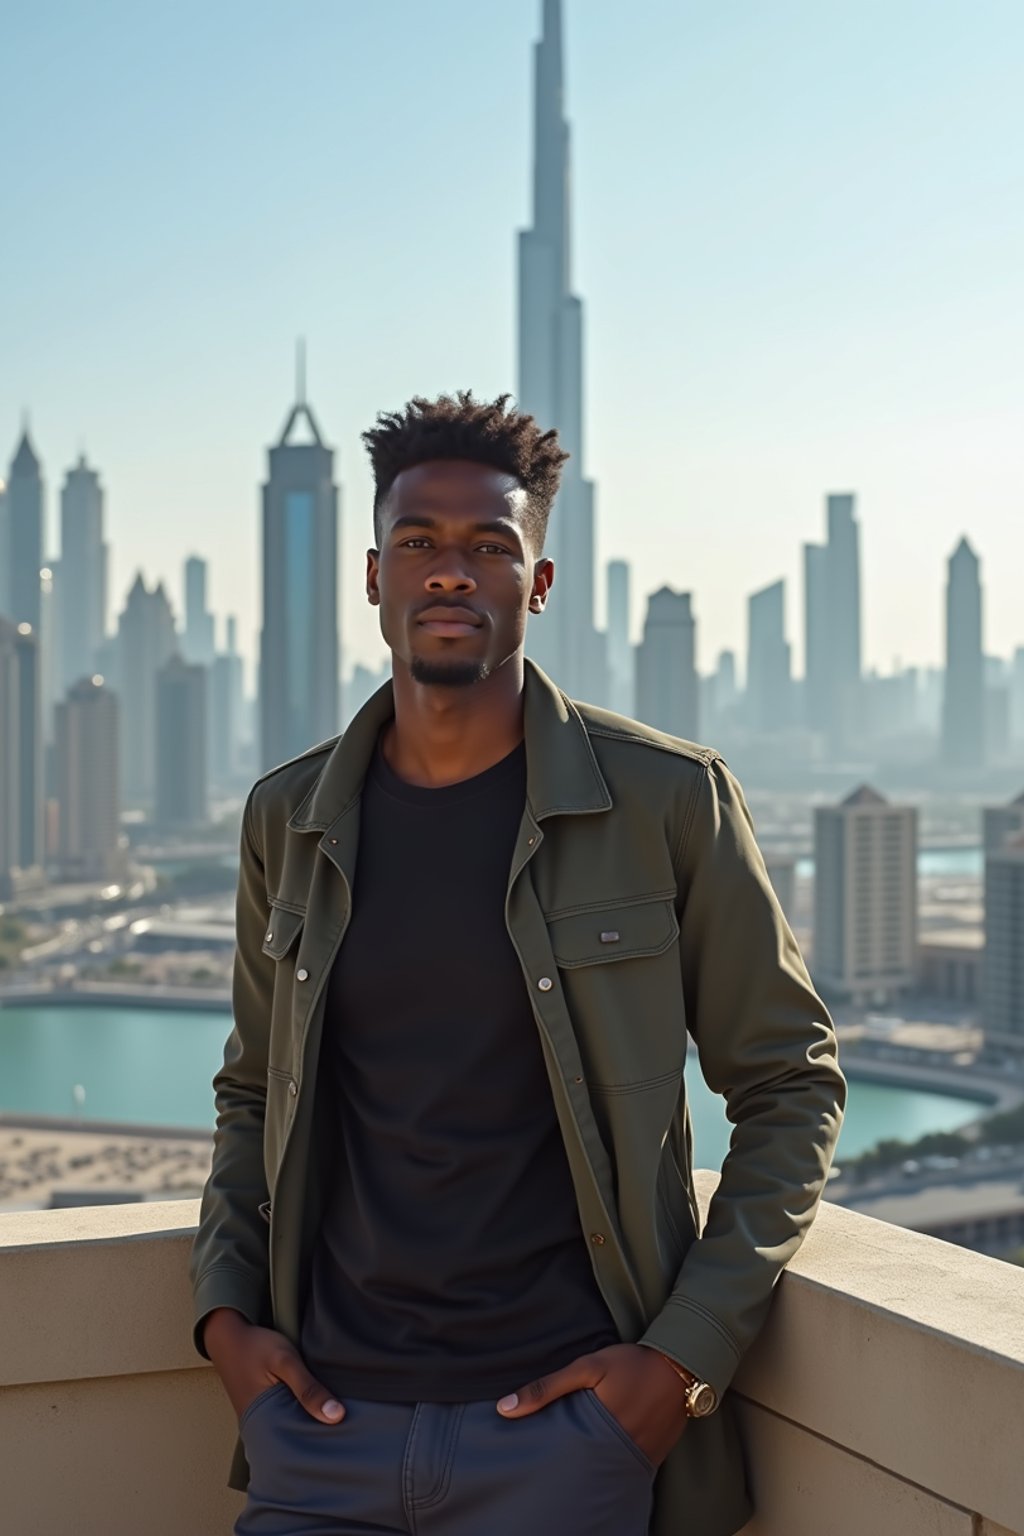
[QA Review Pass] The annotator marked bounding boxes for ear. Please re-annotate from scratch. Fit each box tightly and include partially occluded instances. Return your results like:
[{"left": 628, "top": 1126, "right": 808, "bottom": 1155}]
[
  {"left": 529, "top": 556, "right": 555, "bottom": 615},
  {"left": 366, "top": 548, "right": 381, "bottom": 607}
]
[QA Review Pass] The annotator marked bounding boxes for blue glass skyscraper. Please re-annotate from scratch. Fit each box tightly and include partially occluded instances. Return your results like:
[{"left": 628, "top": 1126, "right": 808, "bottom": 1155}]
[{"left": 259, "top": 359, "right": 340, "bottom": 772}]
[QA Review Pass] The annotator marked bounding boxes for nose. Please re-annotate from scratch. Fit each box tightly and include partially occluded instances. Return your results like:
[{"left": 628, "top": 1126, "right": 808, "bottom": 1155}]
[{"left": 425, "top": 550, "right": 477, "bottom": 594}]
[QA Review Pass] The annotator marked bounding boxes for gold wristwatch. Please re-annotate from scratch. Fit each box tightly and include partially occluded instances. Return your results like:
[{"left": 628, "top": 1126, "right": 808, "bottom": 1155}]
[{"left": 653, "top": 1350, "right": 719, "bottom": 1418}]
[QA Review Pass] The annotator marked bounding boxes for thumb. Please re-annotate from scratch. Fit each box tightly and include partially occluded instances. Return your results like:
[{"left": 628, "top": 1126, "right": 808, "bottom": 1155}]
[
  {"left": 497, "top": 1355, "right": 598, "bottom": 1418},
  {"left": 283, "top": 1361, "right": 346, "bottom": 1424}
]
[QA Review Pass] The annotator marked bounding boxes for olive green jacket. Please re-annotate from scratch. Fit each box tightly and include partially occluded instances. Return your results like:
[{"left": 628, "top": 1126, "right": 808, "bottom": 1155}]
[{"left": 189, "top": 658, "right": 846, "bottom": 1536}]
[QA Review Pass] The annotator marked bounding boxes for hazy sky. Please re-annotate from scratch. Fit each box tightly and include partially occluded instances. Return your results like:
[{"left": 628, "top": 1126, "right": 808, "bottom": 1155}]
[{"left": 3, "top": 0, "right": 1022, "bottom": 686}]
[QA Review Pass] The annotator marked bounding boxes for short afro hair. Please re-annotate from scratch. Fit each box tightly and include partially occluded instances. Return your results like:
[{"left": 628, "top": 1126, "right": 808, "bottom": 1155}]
[{"left": 361, "top": 390, "right": 569, "bottom": 553}]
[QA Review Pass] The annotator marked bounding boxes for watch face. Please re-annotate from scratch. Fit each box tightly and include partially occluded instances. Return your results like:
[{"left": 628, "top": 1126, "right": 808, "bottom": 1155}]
[{"left": 690, "top": 1384, "right": 717, "bottom": 1416}]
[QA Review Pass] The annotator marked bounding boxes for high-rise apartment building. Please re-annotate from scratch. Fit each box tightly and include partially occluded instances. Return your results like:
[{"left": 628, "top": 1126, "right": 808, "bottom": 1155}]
[
  {"left": 114, "top": 573, "right": 177, "bottom": 808},
  {"left": 635, "top": 587, "right": 699, "bottom": 740},
  {"left": 983, "top": 834, "right": 1024, "bottom": 1047},
  {"left": 0, "top": 619, "right": 45, "bottom": 896},
  {"left": 983, "top": 790, "right": 1024, "bottom": 857},
  {"left": 259, "top": 372, "right": 340, "bottom": 772},
  {"left": 517, "top": 0, "right": 604, "bottom": 704},
  {"left": 941, "top": 537, "right": 984, "bottom": 769},
  {"left": 803, "top": 494, "right": 863, "bottom": 755},
  {"left": 58, "top": 455, "right": 107, "bottom": 693},
  {"left": 210, "top": 615, "right": 245, "bottom": 787},
  {"left": 605, "top": 560, "right": 633, "bottom": 717},
  {"left": 813, "top": 785, "right": 917, "bottom": 1003},
  {"left": 55, "top": 676, "right": 125, "bottom": 882},
  {"left": 6, "top": 428, "right": 45, "bottom": 634},
  {"left": 746, "top": 578, "right": 792, "bottom": 733},
  {"left": 155, "top": 655, "right": 208, "bottom": 828},
  {"left": 1011, "top": 647, "right": 1024, "bottom": 748},
  {"left": 0, "top": 477, "right": 8, "bottom": 616},
  {"left": 182, "top": 555, "right": 216, "bottom": 667}
]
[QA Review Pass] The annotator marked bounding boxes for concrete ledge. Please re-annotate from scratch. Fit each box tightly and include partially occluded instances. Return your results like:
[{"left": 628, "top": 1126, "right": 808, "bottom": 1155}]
[
  {"left": 0, "top": 1199, "right": 203, "bottom": 1384},
  {"left": 0, "top": 1184, "right": 1022, "bottom": 1534},
  {"left": 696, "top": 1171, "right": 1024, "bottom": 1534}
]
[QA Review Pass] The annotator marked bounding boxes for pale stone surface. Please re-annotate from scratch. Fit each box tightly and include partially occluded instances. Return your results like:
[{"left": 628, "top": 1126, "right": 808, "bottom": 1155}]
[
  {"left": 0, "top": 1370, "right": 243, "bottom": 1536},
  {"left": 735, "top": 1401, "right": 975, "bottom": 1536},
  {"left": 0, "top": 1201, "right": 201, "bottom": 1383},
  {"left": 696, "top": 1170, "right": 1024, "bottom": 1533},
  {"left": 1, "top": 1190, "right": 1023, "bottom": 1534}
]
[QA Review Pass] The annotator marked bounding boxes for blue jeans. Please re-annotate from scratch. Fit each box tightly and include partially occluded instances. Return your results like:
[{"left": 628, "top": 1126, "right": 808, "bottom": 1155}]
[{"left": 234, "top": 1385, "right": 656, "bottom": 1535}]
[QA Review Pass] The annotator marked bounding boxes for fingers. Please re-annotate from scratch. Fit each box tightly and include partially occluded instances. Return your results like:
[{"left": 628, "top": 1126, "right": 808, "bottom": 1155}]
[
  {"left": 497, "top": 1354, "right": 599, "bottom": 1417},
  {"left": 284, "top": 1364, "right": 346, "bottom": 1423}
]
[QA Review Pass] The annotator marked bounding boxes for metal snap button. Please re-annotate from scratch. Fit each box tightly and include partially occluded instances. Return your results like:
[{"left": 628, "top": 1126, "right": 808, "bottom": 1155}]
[
  {"left": 266, "top": 932, "right": 273, "bottom": 942},
  {"left": 288, "top": 1081, "right": 297, "bottom": 1097},
  {"left": 590, "top": 1232, "right": 606, "bottom": 1246},
  {"left": 296, "top": 968, "right": 309, "bottom": 982},
  {"left": 538, "top": 976, "right": 553, "bottom": 991}
]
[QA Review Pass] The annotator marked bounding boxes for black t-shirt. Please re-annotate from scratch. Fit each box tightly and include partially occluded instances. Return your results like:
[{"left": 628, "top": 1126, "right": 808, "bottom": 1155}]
[{"left": 299, "top": 734, "right": 617, "bottom": 1400}]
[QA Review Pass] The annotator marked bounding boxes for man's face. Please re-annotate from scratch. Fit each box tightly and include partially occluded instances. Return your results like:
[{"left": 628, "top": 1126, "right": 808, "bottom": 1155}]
[{"left": 366, "top": 459, "right": 554, "bottom": 687}]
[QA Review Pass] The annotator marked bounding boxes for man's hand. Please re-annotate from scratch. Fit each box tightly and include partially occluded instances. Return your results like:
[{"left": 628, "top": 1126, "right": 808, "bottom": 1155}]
[
  {"left": 496, "top": 1343, "right": 689, "bottom": 1467},
  {"left": 202, "top": 1307, "right": 345, "bottom": 1427}
]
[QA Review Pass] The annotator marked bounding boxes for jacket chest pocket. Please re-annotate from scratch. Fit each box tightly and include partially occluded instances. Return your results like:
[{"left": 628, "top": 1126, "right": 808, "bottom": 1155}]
[
  {"left": 261, "top": 901, "right": 307, "bottom": 1067},
  {"left": 262, "top": 901, "right": 306, "bottom": 961},
  {"left": 543, "top": 895, "right": 686, "bottom": 1089}
]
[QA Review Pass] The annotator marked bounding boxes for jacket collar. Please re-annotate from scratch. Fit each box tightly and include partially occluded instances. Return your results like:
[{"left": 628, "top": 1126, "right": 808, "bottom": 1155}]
[{"left": 287, "top": 656, "right": 612, "bottom": 833}]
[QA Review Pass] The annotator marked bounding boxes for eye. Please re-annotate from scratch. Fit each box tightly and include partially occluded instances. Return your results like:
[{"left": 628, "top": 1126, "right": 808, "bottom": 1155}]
[
  {"left": 400, "top": 537, "right": 432, "bottom": 549},
  {"left": 477, "top": 543, "right": 513, "bottom": 555}
]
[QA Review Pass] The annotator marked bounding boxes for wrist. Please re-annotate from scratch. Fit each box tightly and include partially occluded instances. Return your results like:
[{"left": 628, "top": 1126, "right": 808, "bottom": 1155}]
[
  {"left": 642, "top": 1345, "right": 718, "bottom": 1418},
  {"left": 202, "top": 1307, "right": 252, "bottom": 1355}
]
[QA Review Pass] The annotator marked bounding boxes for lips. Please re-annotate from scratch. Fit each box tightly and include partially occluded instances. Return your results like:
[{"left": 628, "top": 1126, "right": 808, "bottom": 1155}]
[{"left": 416, "top": 606, "right": 484, "bottom": 636}]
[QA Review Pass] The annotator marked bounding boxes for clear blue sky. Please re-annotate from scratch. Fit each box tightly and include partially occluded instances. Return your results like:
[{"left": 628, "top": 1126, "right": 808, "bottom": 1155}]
[{"left": 3, "top": 0, "right": 1022, "bottom": 684}]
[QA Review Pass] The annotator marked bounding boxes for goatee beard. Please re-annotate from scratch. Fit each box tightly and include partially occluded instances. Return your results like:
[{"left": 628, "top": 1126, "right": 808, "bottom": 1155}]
[{"left": 409, "top": 655, "right": 490, "bottom": 688}]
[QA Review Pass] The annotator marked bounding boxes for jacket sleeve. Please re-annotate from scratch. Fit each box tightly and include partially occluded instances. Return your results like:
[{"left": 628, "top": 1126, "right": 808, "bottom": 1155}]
[
  {"left": 639, "top": 753, "right": 847, "bottom": 1394},
  {"left": 188, "top": 787, "right": 275, "bottom": 1359}
]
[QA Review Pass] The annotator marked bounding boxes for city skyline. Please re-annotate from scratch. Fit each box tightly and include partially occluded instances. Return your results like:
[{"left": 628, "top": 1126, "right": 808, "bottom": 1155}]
[{"left": 3, "top": 0, "right": 1021, "bottom": 679}]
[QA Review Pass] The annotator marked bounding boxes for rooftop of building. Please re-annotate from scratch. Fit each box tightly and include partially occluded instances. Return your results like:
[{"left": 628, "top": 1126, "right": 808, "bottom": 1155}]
[{"left": 1, "top": 1175, "right": 1021, "bottom": 1534}]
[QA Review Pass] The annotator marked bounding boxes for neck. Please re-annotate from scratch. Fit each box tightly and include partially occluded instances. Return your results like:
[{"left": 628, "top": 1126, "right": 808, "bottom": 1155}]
[{"left": 381, "top": 653, "right": 526, "bottom": 788}]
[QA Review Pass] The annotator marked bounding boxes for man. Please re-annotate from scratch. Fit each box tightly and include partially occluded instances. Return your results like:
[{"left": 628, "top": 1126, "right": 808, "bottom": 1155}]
[{"left": 190, "top": 391, "right": 846, "bottom": 1536}]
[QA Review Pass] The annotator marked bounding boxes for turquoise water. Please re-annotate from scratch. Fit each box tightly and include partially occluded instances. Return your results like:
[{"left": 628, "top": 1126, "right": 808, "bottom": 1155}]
[
  {"left": 0, "top": 1004, "right": 985, "bottom": 1170},
  {"left": 795, "top": 846, "right": 983, "bottom": 881}
]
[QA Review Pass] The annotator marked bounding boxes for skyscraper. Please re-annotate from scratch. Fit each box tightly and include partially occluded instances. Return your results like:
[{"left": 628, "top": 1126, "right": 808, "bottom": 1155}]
[
  {"left": 983, "top": 833, "right": 1024, "bottom": 1046},
  {"left": 517, "top": 0, "right": 604, "bottom": 703},
  {"left": 58, "top": 455, "right": 107, "bottom": 694},
  {"left": 605, "top": 560, "right": 633, "bottom": 717},
  {"left": 1012, "top": 647, "right": 1024, "bottom": 747},
  {"left": 813, "top": 785, "right": 917, "bottom": 1004},
  {"left": 941, "top": 537, "right": 984, "bottom": 769},
  {"left": 746, "top": 579, "right": 792, "bottom": 733},
  {"left": 114, "top": 573, "right": 177, "bottom": 808},
  {"left": 0, "top": 619, "right": 45, "bottom": 897},
  {"left": 55, "top": 676, "right": 126, "bottom": 882},
  {"left": 803, "top": 494, "right": 863, "bottom": 755},
  {"left": 210, "top": 615, "right": 245, "bottom": 787},
  {"left": 183, "top": 555, "right": 216, "bottom": 667},
  {"left": 259, "top": 360, "right": 340, "bottom": 771},
  {"left": 982, "top": 789, "right": 1024, "bottom": 857},
  {"left": 0, "top": 477, "right": 8, "bottom": 617},
  {"left": 6, "top": 427, "right": 45, "bottom": 633},
  {"left": 635, "top": 587, "right": 699, "bottom": 740},
  {"left": 156, "top": 654, "right": 208, "bottom": 828}
]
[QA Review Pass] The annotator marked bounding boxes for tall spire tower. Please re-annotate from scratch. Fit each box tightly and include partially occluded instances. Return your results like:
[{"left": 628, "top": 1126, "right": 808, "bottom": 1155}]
[
  {"left": 259, "top": 350, "right": 340, "bottom": 771},
  {"left": 518, "top": 0, "right": 604, "bottom": 702}
]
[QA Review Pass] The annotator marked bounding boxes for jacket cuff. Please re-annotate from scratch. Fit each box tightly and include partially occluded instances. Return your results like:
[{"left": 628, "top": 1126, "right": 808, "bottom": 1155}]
[
  {"left": 192, "top": 1264, "right": 267, "bottom": 1360},
  {"left": 638, "top": 1295, "right": 743, "bottom": 1398}
]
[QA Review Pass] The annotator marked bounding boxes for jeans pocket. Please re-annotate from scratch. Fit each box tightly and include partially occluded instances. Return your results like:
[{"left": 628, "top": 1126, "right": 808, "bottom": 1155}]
[
  {"left": 581, "top": 1389, "right": 655, "bottom": 1475},
  {"left": 238, "top": 1381, "right": 290, "bottom": 1433}
]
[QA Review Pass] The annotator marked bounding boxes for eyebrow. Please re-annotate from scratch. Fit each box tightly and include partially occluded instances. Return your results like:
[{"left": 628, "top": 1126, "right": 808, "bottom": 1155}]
[{"left": 389, "top": 514, "right": 523, "bottom": 544}]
